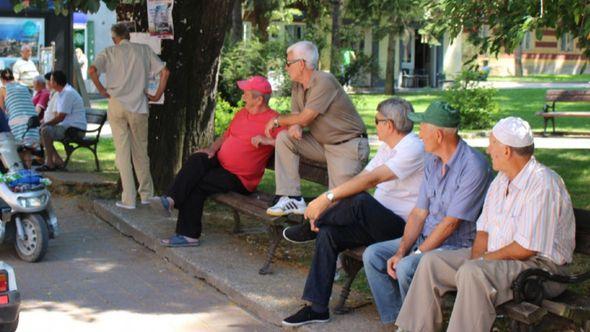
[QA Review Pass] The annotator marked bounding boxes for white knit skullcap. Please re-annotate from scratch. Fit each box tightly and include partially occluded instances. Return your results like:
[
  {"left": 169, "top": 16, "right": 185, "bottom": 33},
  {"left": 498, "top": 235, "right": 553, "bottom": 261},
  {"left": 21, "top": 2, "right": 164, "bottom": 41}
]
[{"left": 492, "top": 117, "right": 534, "bottom": 148}]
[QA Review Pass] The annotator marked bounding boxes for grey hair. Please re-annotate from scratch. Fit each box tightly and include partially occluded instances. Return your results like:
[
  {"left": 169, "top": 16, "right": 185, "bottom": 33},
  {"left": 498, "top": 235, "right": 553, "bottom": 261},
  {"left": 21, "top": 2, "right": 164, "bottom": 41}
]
[
  {"left": 33, "top": 75, "right": 45, "bottom": 85},
  {"left": 21, "top": 44, "right": 31, "bottom": 52},
  {"left": 511, "top": 144, "right": 534, "bottom": 157},
  {"left": 434, "top": 125, "right": 459, "bottom": 135},
  {"left": 377, "top": 98, "right": 414, "bottom": 134},
  {"left": 251, "top": 90, "right": 271, "bottom": 105},
  {"left": 111, "top": 23, "right": 130, "bottom": 40},
  {"left": 286, "top": 41, "right": 319, "bottom": 70}
]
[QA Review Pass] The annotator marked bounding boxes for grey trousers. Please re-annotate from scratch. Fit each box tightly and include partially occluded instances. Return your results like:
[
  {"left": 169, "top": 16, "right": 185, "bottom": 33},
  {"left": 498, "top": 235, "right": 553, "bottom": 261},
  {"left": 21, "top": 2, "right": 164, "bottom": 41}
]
[
  {"left": 395, "top": 248, "right": 567, "bottom": 332},
  {"left": 274, "top": 130, "right": 369, "bottom": 196}
]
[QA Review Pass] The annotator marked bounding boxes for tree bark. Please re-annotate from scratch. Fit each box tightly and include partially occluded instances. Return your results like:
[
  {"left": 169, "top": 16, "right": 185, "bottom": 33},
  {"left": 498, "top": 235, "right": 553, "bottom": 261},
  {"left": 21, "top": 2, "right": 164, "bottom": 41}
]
[
  {"left": 384, "top": 30, "right": 397, "bottom": 95},
  {"left": 230, "top": 0, "right": 244, "bottom": 44},
  {"left": 117, "top": 1, "right": 236, "bottom": 192},
  {"left": 514, "top": 45, "right": 523, "bottom": 77},
  {"left": 252, "top": 0, "right": 270, "bottom": 41},
  {"left": 329, "top": 0, "right": 341, "bottom": 74}
]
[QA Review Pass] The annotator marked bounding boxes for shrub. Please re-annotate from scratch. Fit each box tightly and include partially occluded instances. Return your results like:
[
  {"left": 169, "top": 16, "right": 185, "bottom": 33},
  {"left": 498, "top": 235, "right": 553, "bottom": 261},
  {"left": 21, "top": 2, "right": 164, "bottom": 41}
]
[
  {"left": 443, "top": 70, "right": 498, "bottom": 129},
  {"left": 214, "top": 96, "right": 239, "bottom": 136}
]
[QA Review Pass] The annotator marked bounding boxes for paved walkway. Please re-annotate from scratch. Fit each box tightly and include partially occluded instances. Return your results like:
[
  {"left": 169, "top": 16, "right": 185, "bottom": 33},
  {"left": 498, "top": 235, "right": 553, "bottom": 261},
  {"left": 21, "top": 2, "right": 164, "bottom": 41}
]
[{"left": 1, "top": 197, "right": 271, "bottom": 331}]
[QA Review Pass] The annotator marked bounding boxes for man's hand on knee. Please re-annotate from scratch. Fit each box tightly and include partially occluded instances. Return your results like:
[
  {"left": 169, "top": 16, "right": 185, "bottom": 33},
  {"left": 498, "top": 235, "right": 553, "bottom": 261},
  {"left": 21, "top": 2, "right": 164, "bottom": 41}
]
[{"left": 288, "top": 124, "right": 302, "bottom": 140}]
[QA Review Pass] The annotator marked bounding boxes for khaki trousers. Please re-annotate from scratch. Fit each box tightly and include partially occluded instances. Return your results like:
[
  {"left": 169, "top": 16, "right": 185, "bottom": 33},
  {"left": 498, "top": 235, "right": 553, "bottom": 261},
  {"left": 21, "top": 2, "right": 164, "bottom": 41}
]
[
  {"left": 396, "top": 248, "right": 566, "bottom": 332},
  {"left": 274, "top": 131, "right": 369, "bottom": 195},
  {"left": 108, "top": 97, "right": 154, "bottom": 206}
]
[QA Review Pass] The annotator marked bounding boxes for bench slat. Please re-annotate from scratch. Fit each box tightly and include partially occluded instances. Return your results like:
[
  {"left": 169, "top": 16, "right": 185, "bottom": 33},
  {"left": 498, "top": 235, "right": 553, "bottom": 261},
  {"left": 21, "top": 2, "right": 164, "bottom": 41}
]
[
  {"left": 546, "top": 90, "right": 590, "bottom": 102},
  {"left": 535, "top": 112, "right": 590, "bottom": 118},
  {"left": 211, "top": 191, "right": 282, "bottom": 222}
]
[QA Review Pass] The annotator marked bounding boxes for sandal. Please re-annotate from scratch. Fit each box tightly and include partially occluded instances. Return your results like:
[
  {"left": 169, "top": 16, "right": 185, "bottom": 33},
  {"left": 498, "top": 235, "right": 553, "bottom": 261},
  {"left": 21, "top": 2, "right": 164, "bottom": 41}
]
[
  {"left": 160, "top": 234, "right": 200, "bottom": 247},
  {"left": 35, "top": 164, "right": 56, "bottom": 172}
]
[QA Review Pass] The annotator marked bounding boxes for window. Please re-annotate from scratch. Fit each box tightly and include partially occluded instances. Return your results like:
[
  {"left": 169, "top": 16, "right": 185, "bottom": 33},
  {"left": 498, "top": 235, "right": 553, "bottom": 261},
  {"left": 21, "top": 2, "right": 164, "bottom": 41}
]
[{"left": 560, "top": 33, "right": 574, "bottom": 52}]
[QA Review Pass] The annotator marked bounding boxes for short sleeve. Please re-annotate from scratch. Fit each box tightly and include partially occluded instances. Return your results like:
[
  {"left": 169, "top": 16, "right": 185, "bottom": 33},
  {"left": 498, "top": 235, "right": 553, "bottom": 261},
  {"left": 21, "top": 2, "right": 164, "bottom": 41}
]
[
  {"left": 415, "top": 171, "right": 430, "bottom": 210},
  {"left": 364, "top": 144, "right": 385, "bottom": 172},
  {"left": 148, "top": 47, "right": 165, "bottom": 74},
  {"left": 384, "top": 141, "right": 424, "bottom": 180},
  {"left": 57, "top": 92, "right": 73, "bottom": 115},
  {"left": 92, "top": 51, "right": 108, "bottom": 74},
  {"left": 446, "top": 160, "right": 492, "bottom": 222},
  {"left": 304, "top": 77, "right": 338, "bottom": 114}
]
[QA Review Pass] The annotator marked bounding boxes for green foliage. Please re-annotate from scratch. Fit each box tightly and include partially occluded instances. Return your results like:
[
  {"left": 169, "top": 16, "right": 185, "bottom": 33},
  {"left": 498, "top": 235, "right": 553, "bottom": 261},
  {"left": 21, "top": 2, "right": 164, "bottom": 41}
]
[
  {"left": 218, "top": 39, "right": 290, "bottom": 106},
  {"left": 214, "top": 96, "right": 240, "bottom": 137},
  {"left": 423, "top": 0, "right": 590, "bottom": 58},
  {"left": 443, "top": 70, "right": 498, "bottom": 129},
  {"left": 334, "top": 52, "right": 374, "bottom": 86}
]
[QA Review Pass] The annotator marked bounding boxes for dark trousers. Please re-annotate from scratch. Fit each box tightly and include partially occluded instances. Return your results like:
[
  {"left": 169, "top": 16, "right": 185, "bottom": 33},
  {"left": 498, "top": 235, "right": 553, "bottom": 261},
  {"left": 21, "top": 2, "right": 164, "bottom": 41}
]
[
  {"left": 302, "top": 192, "right": 406, "bottom": 307},
  {"left": 167, "top": 153, "right": 248, "bottom": 238}
]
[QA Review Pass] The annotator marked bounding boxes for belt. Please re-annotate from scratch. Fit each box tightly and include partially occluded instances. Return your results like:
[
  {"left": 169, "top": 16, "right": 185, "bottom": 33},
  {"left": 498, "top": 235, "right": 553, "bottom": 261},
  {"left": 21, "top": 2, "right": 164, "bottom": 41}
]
[{"left": 331, "top": 133, "right": 368, "bottom": 145}]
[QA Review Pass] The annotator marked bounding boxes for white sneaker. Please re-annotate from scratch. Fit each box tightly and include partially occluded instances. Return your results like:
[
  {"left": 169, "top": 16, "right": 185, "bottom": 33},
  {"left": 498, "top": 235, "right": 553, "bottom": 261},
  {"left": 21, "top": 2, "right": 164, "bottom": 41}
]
[
  {"left": 266, "top": 196, "right": 306, "bottom": 216},
  {"left": 115, "top": 201, "right": 136, "bottom": 210}
]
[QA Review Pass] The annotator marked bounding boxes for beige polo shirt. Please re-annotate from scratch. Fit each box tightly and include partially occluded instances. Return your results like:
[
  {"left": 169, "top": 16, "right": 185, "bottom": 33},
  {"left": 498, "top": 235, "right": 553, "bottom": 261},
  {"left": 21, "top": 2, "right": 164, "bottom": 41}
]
[
  {"left": 93, "top": 40, "right": 165, "bottom": 114},
  {"left": 291, "top": 71, "right": 366, "bottom": 144}
]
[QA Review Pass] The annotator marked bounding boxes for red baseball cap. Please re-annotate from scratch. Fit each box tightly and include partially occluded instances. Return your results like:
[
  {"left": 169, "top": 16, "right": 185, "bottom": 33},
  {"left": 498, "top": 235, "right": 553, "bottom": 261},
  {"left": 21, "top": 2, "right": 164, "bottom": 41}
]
[{"left": 237, "top": 75, "right": 272, "bottom": 95}]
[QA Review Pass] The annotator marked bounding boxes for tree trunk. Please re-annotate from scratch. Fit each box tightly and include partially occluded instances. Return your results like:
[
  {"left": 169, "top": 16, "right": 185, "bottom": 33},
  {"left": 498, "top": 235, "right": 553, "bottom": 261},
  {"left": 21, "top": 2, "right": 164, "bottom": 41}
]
[
  {"left": 329, "top": 0, "right": 341, "bottom": 75},
  {"left": 230, "top": 0, "right": 243, "bottom": 44},
  {"left": 117, "top": 1, "right": 235, "bottom": 192},
  {"left": 384, "top": 30, "right": 396, "bottom": 95},
  {"left": 252, "top": 0, "right": 270, "bottom": 41},
  {"left": 514, "top": 45, "right": 523, "bottom": 77}
]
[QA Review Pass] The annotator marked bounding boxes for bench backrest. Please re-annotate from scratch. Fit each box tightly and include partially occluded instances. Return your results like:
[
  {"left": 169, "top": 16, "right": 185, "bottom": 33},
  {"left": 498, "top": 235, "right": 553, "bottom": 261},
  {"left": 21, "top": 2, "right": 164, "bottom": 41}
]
[
  {"left": 546, "top": 90, "right": 590, "bottom": 102},
  {"left": 574, "top": 208, "right": 590, "bottom": 255},
  {"left": 266, "top": 156, "right": 329, "bottom": 187},
  {"left": 86, "top": 108, "right": 107, "bottom": 125}
]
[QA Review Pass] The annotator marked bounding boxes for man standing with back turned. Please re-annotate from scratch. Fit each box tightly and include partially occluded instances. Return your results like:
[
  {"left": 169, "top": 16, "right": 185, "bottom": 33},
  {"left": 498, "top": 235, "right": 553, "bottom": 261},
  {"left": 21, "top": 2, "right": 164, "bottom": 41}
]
[{"left": 89, "top": 23, "right": 170, "bottom": 209}]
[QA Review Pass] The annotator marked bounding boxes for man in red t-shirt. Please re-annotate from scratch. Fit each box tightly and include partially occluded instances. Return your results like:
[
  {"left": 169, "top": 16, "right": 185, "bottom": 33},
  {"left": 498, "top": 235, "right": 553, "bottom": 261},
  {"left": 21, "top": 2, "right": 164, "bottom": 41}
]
[
  {"left": 32, "top": 75, "right": 50, "bottom": 120},
  {"left": 151, "top": 76, "right": 283, "bottom": 247}
]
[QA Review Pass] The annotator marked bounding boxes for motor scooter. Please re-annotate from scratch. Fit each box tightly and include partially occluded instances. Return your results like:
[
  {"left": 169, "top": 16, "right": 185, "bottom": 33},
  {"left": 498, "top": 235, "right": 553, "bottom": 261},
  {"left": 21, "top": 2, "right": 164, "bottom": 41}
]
[{"left": 0, "top": 117, "right": 58, "bottom": 262}]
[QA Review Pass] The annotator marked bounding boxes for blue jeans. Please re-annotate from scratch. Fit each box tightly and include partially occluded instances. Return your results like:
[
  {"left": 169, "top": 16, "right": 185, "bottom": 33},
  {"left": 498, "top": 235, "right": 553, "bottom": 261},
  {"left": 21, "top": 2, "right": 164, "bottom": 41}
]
[{"left": 363, "top": 238, "right": 423, "bottom": 324}]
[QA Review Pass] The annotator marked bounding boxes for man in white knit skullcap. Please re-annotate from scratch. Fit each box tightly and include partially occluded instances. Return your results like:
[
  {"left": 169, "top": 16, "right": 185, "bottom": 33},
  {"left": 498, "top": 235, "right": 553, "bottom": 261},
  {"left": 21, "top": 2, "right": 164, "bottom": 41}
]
[{"left": 396, "top": 116, "right": 575, "bottom": 332}]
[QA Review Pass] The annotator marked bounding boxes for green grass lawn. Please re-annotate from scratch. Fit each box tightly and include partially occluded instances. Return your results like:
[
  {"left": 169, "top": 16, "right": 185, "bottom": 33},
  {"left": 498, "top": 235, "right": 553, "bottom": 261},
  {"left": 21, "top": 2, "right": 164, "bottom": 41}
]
[
  {"left": 488, "top": 74, "right": 590, "bottom": 83},
  {"left": 271, "top": 89, "right": 590, "bottom": 135}
]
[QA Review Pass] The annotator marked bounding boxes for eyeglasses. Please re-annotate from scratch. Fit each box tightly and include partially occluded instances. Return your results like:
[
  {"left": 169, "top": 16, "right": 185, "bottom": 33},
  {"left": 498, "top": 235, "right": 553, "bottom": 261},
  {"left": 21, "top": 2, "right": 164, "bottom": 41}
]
[
  {"left": 285, "top": 58, "right": 305, "bottom": 67},
  {"left": 374, "top": 117, "right": 390, "bottom": 126}
]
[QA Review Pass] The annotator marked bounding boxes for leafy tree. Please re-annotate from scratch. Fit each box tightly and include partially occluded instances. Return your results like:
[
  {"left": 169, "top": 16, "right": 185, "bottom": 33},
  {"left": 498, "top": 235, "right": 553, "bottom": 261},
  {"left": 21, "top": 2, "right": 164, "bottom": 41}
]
[
  {"left": 15, "top": 0, "right": 236, "bottom": 191},
  {"left": 423, "top": 0, "right": 590, "bottom": 67}
]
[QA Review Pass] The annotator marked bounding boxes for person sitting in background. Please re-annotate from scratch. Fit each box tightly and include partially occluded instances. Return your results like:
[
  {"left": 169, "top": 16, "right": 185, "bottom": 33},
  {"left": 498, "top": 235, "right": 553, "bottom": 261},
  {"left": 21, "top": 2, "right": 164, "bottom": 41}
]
[
  {"left": 32, "top": 75, "right": 50, "bottom": 120},
  {"left": 41, "top": 72, "right": 58, "bottom": 124},
  {"left": 150, "top": 76, "right": 283, "bottom": 247},
  {"left": 0, "top": 69, "right": 40, "bottom": 168},
  {"left": 12, "top": 45, "right": 40, "bottom": 88},
  {"left": 36, "top": 70, "right": 87, "bottom": 171}
]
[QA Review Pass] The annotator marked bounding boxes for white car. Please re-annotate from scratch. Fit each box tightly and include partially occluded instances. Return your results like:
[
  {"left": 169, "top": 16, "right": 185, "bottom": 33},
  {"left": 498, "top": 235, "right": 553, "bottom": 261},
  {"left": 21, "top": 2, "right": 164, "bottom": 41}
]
[{"left": 0, "top": 262, "right": 19, "bottom": 332}]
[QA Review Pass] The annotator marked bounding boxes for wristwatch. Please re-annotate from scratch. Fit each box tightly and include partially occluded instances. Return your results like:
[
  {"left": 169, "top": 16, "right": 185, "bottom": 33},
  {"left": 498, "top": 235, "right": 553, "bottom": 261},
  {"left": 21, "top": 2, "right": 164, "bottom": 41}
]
[
  {"left": 325, "top": 190, "right": 335, "bottom": 202},
  {"left": 273, "top": 117, "right": 280, "bottom": 128}
]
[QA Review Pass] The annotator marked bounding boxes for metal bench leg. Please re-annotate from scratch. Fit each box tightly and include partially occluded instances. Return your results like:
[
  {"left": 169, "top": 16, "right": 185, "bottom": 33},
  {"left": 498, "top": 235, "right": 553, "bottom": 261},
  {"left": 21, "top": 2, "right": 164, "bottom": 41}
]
[
  {"left": 334, "top": 254, "right": 364, "bottom": 314},
  {"left": 510, "top": 320, "right": 534, "bottom": 332},
  {"left": 551, "top": 117, "right": 556, "bottom": 135},
  {"left": 91, "top": 146, "right": 100, "bottom": 171},
  {"left": 231, "top": 209, "right": 242, "bottom": 234},
  {"left": 542, "top": 118, "right": 549, "bottom": 137},
  {"left": 259, "top": 223, "right": 283, "bottom": 275}
]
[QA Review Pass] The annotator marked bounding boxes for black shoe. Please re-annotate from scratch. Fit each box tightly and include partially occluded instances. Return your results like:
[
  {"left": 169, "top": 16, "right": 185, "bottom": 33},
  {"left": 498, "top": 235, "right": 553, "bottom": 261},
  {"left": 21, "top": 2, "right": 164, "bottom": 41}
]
[
  {"left": 282, "top": 305, "right": 330, "bottom": 327},
  {"left": 283, "top": 223, "right": 317, "bottom": 243}
]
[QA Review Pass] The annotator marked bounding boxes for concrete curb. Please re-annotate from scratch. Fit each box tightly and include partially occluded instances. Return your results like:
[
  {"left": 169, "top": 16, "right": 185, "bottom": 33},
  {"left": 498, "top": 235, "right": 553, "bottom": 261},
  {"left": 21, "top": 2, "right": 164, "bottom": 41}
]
[{"left": 92, "top": 199, "right": 383, "bottom": 331}]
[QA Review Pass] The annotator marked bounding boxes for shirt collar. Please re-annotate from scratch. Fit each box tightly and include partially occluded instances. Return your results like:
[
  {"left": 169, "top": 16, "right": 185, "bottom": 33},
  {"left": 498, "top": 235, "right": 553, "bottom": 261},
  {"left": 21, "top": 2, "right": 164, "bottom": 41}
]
[
  {"left": 119, "top": 39, "right": 130, "bottom": 46},
  {"left": 507, "top": 156, "right": 537, "bottom": 191},
  {"left": 433, "top": 138, "right": 465, "bottom": 169}
]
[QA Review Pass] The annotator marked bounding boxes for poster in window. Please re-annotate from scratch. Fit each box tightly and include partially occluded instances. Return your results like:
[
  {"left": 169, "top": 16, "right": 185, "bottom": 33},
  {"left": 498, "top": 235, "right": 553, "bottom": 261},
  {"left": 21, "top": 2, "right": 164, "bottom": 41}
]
[{"left": 0, "top": 18, "right": 44, "bottom": 70}]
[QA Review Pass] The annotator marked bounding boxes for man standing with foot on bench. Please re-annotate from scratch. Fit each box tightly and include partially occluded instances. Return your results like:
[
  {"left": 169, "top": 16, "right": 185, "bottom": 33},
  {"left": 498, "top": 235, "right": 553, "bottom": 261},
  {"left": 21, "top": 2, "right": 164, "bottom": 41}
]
[
  {"left": 281, "top": 98, "right": 425, "bottom": 327},
  {"left": 264, "top": 41, "right": 369, "bottom": 216}
]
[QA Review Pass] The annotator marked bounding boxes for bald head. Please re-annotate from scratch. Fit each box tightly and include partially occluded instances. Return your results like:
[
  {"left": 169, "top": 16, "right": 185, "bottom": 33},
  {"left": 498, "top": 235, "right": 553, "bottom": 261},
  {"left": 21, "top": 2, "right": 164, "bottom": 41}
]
[{"left": 20, "top": 45, "right": 32, "bottom": 60}]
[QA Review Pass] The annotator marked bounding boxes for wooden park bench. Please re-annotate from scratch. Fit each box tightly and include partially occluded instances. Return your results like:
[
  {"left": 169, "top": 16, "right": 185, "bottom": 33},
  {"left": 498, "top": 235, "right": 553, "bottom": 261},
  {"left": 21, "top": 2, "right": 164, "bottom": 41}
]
[
  {"left": 60, "top": 108, "right": 107, "bottom": 171},
  {"left": 536, "top": 90, "right": 590, "bottom": 136},
  {"left": 336, "top": 208, "right": 590, "bottom": 330},
  {"left": 211, "top": 157, "right": 328, "bottom": 275}
]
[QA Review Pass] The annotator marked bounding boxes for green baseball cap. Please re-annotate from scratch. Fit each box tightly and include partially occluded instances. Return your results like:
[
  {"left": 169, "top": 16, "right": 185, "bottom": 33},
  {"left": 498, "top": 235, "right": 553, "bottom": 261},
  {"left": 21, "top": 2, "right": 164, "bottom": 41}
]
[{"left": 408, "top": 101, "right": 460, "bottom": 128}]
